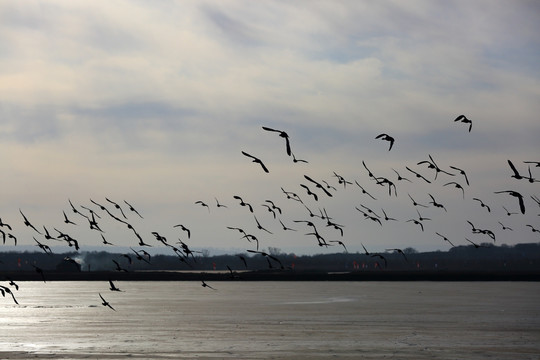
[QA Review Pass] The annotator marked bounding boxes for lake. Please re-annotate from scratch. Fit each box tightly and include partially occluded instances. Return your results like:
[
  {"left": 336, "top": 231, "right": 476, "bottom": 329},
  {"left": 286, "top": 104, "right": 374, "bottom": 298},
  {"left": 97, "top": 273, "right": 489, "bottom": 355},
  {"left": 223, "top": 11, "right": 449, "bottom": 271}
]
[{"left": 1, "top": 281, "right": 539, "bottom": 359}]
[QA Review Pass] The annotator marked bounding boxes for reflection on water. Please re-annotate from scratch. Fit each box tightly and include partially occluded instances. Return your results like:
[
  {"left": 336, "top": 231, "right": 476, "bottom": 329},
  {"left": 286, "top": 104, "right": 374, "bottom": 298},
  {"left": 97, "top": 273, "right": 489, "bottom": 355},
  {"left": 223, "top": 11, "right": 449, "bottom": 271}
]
[{"left": 1, "top": 281, "right": 539, "bottom": 359}]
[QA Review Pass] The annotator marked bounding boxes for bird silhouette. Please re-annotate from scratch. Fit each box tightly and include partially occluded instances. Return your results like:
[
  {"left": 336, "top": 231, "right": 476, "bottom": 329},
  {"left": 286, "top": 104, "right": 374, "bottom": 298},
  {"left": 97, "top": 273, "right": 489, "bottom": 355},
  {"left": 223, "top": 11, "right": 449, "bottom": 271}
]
[
  {"left": 201, "top": 280, "right": 216, "bottom": 290},
  {"left": 502, "top": 206, "right": 517, "bottom": 216},
  {"left": 392, "top": 168, "right": 412, "bottom": 183},
  {"left": 63, "top": 211, "right": 77, "bottom": 225},
  {"left": 498, "top": 221, "right": 513, "bottom": 231},
  {"left": 375, "top": 133, "right": 395, "bottom": 151},
  {"left": 112, "top": 259, "right": 128, "bottom": 272},
  {"left": 523, "top": 161, "right": 540, "bottom": 168},
  {"left": 454, "top": 114, "right": 472, "bottom": 132},
  {"left": 236, "top": 254, "right": 248, "bottom": 268},
  {"left": 449, "top": 165, "right": 469, "bottom": 185},
  {"left": 300, "top": 184, "right": 318, "bottom": 201},
  {"left": 304, "top": 175, "right": 333, "bottom": 197},
  {"left": 32, "top": 265, "right": 46, "bottom": 283},
  {"left": 386, "top": 248, "right": 408, "bottom": 262},
  {"left": 405, "top": 167, "right": 431, "bottom": 183},
  {"left": 417, "top": 154, "right": 454, "bottom": 180},
  {"left": 173, "top": 224, "right": 191, "bottom": 239},
  {"left": 291, "top": 152, "right": 308, "bottom": 163},
  {"left": 355, "top": 181, "right": 377, "bottom": 200},
  {"left": 329, "top": 240, "right": 348, "bottom": 252},
  {"left": 281, "top": 187, "right": 302, "bottom": 202},
  {"left": 19, "top": 209, "right": 42, "bottom": 234},
  {"left": 332, "top": 171, "right": 353, "bottom": 188},
  {"left": 444, "top": 182, "right": 465, "bottom": 199},
  {"left": 370, "top": 254, "right": 387, "bottom": 268},
  {"left": 0, "top": 285, "right": 19, "bottom": 305},
  {"left": 195, "top": 201, "right": 210, "bottom": 212},
  {"left": 494, "top": 190, "right": 525, "bottom": 214},
  {"left": 0, "top": 218, "right": 12, "bottom": 231},
  {"left": 99, "top": 293, "right": 116, "bottom": 311},
  {"left": 435, "top": 232, "right": 455, "bottom": 247},
  {"left": 106, "top": 198, "right": 127, "bottom": 219},
  {"left": 507, "top": 160, "right": 525, "bottom": 180},
  {"left": 278, "top": 218, "right": 296, "bottom": 231},
  {"left": 241, "top": 151, "right": 269, "bottom": 173},
  {"left": 473, "top": 198, "right": 491, "bottom": 212},
  {"left": 34, "top": 237, "right": 52, "bottom": 255},
  {"left": 215, "top": 197, "right": 228, "bottom": 208},
  {"left": 428, "top": 194, "right": 447, "bottom": 211},
  {"left": 406, "top": 219, "right": 424, "bottom": 232},
  {"left": 362, "top": 161, "right": 377, "bottom": 181},
  {"left": 381, "top": 208, "right": 397, "bottom": 221},
  {"left": 101, "top": 234, "right": 114, "bottom": 246},
  {"left": 408, "top": 194, "right": 428, "bottom": 208},
  {"left": 108, "top": 279, "right": 122, "bottom": 292},
  {"left": 262, "top": 126, "right": 292, "bottom": 156},
  {"left": 123, "top": 200, "right": 144, "bottom": 218},
  {"left": 233, "top": 195, "right": 254, "bottom": 213},
  {"left": 465, "top": 238, "right": 485, "bottom": 249},
  {"left": 253, "top": 215, "right": 273, "bottom": 234}
]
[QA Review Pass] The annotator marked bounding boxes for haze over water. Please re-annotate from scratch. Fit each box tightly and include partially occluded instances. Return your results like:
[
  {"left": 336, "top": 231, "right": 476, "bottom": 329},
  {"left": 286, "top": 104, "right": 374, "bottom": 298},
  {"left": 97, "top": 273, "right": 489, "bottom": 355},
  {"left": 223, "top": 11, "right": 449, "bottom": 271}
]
[{"left": 2, "top": 281, "right": 539, "bottom": 359}]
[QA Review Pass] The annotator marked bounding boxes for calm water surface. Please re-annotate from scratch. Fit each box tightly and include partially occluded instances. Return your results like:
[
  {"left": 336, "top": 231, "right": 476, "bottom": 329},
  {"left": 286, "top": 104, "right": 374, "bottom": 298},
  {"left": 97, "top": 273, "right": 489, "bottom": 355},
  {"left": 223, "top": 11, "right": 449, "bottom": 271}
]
[{"left": 0, "top": 281, "right": 539, "bottom": 359}]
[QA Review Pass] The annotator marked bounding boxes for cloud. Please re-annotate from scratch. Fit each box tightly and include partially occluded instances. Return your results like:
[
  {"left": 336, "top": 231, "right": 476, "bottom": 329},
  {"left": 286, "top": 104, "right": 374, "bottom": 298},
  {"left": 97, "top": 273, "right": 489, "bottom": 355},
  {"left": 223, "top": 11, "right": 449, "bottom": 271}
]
[{"left": 0, "top": 1, "right": 538, "bottom": 253}]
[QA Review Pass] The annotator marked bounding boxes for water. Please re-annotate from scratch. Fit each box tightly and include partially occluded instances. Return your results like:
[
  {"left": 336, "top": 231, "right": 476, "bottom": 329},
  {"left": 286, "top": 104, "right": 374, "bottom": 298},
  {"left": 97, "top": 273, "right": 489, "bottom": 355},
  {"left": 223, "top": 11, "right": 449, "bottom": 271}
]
[{"left": 0, "top": 281, "right": 539, "bottom": 359}]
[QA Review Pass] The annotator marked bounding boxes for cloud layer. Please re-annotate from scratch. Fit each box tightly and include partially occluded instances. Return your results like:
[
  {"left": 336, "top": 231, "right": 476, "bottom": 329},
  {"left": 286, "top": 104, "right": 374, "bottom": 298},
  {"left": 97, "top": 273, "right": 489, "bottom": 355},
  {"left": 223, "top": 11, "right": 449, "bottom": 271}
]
[{"left": 1, "top": 1, "right": 539, "bottom": 255}]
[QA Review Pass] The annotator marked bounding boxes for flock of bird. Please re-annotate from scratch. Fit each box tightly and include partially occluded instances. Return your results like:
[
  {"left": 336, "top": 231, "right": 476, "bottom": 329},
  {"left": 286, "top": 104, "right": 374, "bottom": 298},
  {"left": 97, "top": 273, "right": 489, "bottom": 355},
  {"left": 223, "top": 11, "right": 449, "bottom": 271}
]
[{"left": 1, "top": 116, "right": 539, "bottom": 310}]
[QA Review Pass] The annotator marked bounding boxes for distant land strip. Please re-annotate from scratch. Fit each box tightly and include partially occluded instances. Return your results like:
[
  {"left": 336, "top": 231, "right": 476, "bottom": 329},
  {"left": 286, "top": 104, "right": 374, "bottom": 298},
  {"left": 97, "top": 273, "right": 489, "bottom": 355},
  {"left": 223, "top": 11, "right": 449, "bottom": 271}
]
[{"left": 5, "top": 270, "right": 540, "bottom": 282}]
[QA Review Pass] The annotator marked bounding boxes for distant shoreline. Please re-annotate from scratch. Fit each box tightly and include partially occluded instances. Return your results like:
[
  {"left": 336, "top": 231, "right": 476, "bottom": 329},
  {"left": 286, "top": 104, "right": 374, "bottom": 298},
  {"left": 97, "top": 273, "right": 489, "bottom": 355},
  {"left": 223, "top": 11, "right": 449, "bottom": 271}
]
[{"left": 5, "top": 270, "right": 540, "bottom": 281}]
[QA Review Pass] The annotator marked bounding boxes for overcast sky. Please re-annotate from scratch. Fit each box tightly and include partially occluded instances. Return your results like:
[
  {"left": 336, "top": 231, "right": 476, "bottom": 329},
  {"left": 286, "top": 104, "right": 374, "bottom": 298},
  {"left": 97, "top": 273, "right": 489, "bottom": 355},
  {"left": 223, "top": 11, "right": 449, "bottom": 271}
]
[{"left": 1, "top": 1, "right": 539, "bottom": 256}]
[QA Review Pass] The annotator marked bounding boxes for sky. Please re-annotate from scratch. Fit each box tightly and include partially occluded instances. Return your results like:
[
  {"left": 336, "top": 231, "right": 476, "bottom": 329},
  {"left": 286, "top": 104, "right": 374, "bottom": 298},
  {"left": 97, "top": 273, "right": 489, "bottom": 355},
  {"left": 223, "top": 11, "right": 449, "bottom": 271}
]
[{"left": 1, "top": 1, "right": 539, "bottom": 256}]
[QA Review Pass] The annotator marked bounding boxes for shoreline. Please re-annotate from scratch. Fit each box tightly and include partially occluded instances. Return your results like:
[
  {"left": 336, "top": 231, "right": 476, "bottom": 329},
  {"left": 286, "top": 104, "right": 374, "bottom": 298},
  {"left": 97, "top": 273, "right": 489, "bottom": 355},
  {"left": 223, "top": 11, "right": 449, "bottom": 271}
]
[{"left": 4, "top": 270, "right": 540, "bottom": 281}]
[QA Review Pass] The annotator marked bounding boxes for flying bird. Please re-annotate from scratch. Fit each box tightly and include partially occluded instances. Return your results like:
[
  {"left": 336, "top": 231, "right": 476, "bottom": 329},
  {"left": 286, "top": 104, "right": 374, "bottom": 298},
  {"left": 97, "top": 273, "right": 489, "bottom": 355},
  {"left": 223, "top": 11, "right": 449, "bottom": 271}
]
[
  {"left": 443, "top": 182, "right": 465, "bottom": 199},
  {"left": 355, "top": 181, "right": 377, "bottom": 200},
  {"left": 215, "top": 197, "right": 228, "bottom": 208},
  {"left": 375, "top": 133, "right": 395, "bottom": 151},
  {"left": 291, "top": 152, "right": 308, "bottom": 163},
  {"left": 392, "top": 168, "right": 412, "bottom": 183},
  {"left": 449, "top": 165, "right": 470, "bottom": 186},
  {"left": 195, "top": 201, "right": 210, "bottom": 212},
  {"left": 241, "top": 151, "right": 269, "bottom": 173},
  {"left": 498, "top": 221, "right": 513, "bottom": 231},
  {"left": 473, "top": 198, "right": 491, "bottom": 212},
  {"left": 201, "top": 280, "right": 216, "bottom": 290},
  {"left": 262, "top": 126, "right": 292, "bottom": 156},
  {"left": 304, "top": 175, "right": 333, "bottom": 197},
  {"left": 63, "top": 211, "right": 77, "bottom": 225},
  {"left": 19, "top": 209, "right": 42, "bottom": 235},
  {"left": 108, "top": 279, "right": 122, "bottom": 292},
  {"left": 435, "top": 232, "right": 455, "bottom": 247},
  {"left": 494, "top": 190, "right": 525, "bottom": 214},
  {"left": 173, "top": 224, "right": 191, "bottom": 239},
  {"left": 106, "top": 198, "right": 127, "bottom": 219},
  {"left": 99, "top": 293, "right": 116, "bottom": 311},
  {"left": 454, "top": 114, "right": 472, "bottom": 132},
  {"left": 233, "top": 195, "right": 254, "bottom": 213},
  {"left": 300, "top": 184, "right": 318, "bottom": 201},
  {"left": 507, "top": 160, "right": 525, "bottom": 180},
  {"left": 386, "top": 248, "right": 408, "bottom": 262},
  {"left": 0, "top": 285, "right": 19, "bottom": 305},
  {"left": 123, "top": 200, "right": 144, "bottom": 218},
  {"left": 405, "top": 167, "right": 431, "bottom": 183}
]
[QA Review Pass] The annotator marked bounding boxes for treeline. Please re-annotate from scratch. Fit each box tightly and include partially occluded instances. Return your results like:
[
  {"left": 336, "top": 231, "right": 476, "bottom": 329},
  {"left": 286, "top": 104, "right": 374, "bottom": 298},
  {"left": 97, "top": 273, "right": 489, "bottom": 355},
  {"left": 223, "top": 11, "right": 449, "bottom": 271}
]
[{"left": 1, "top": 242, "right": 539, "bottom": 273}]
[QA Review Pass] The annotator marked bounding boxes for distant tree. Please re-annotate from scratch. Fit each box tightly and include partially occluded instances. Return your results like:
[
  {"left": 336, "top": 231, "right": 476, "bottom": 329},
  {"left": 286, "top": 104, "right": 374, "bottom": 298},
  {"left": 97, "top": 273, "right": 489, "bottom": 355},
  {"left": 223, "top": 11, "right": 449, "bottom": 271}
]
[
  {"left": 267, "top": 247, "right": 283, "bottom": 256},
  {"left": 200, "top": 249, "right": 210, "bottom": 258},
  {"left": 403, "top": 247, "right": 418, "bottom": 254}
]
